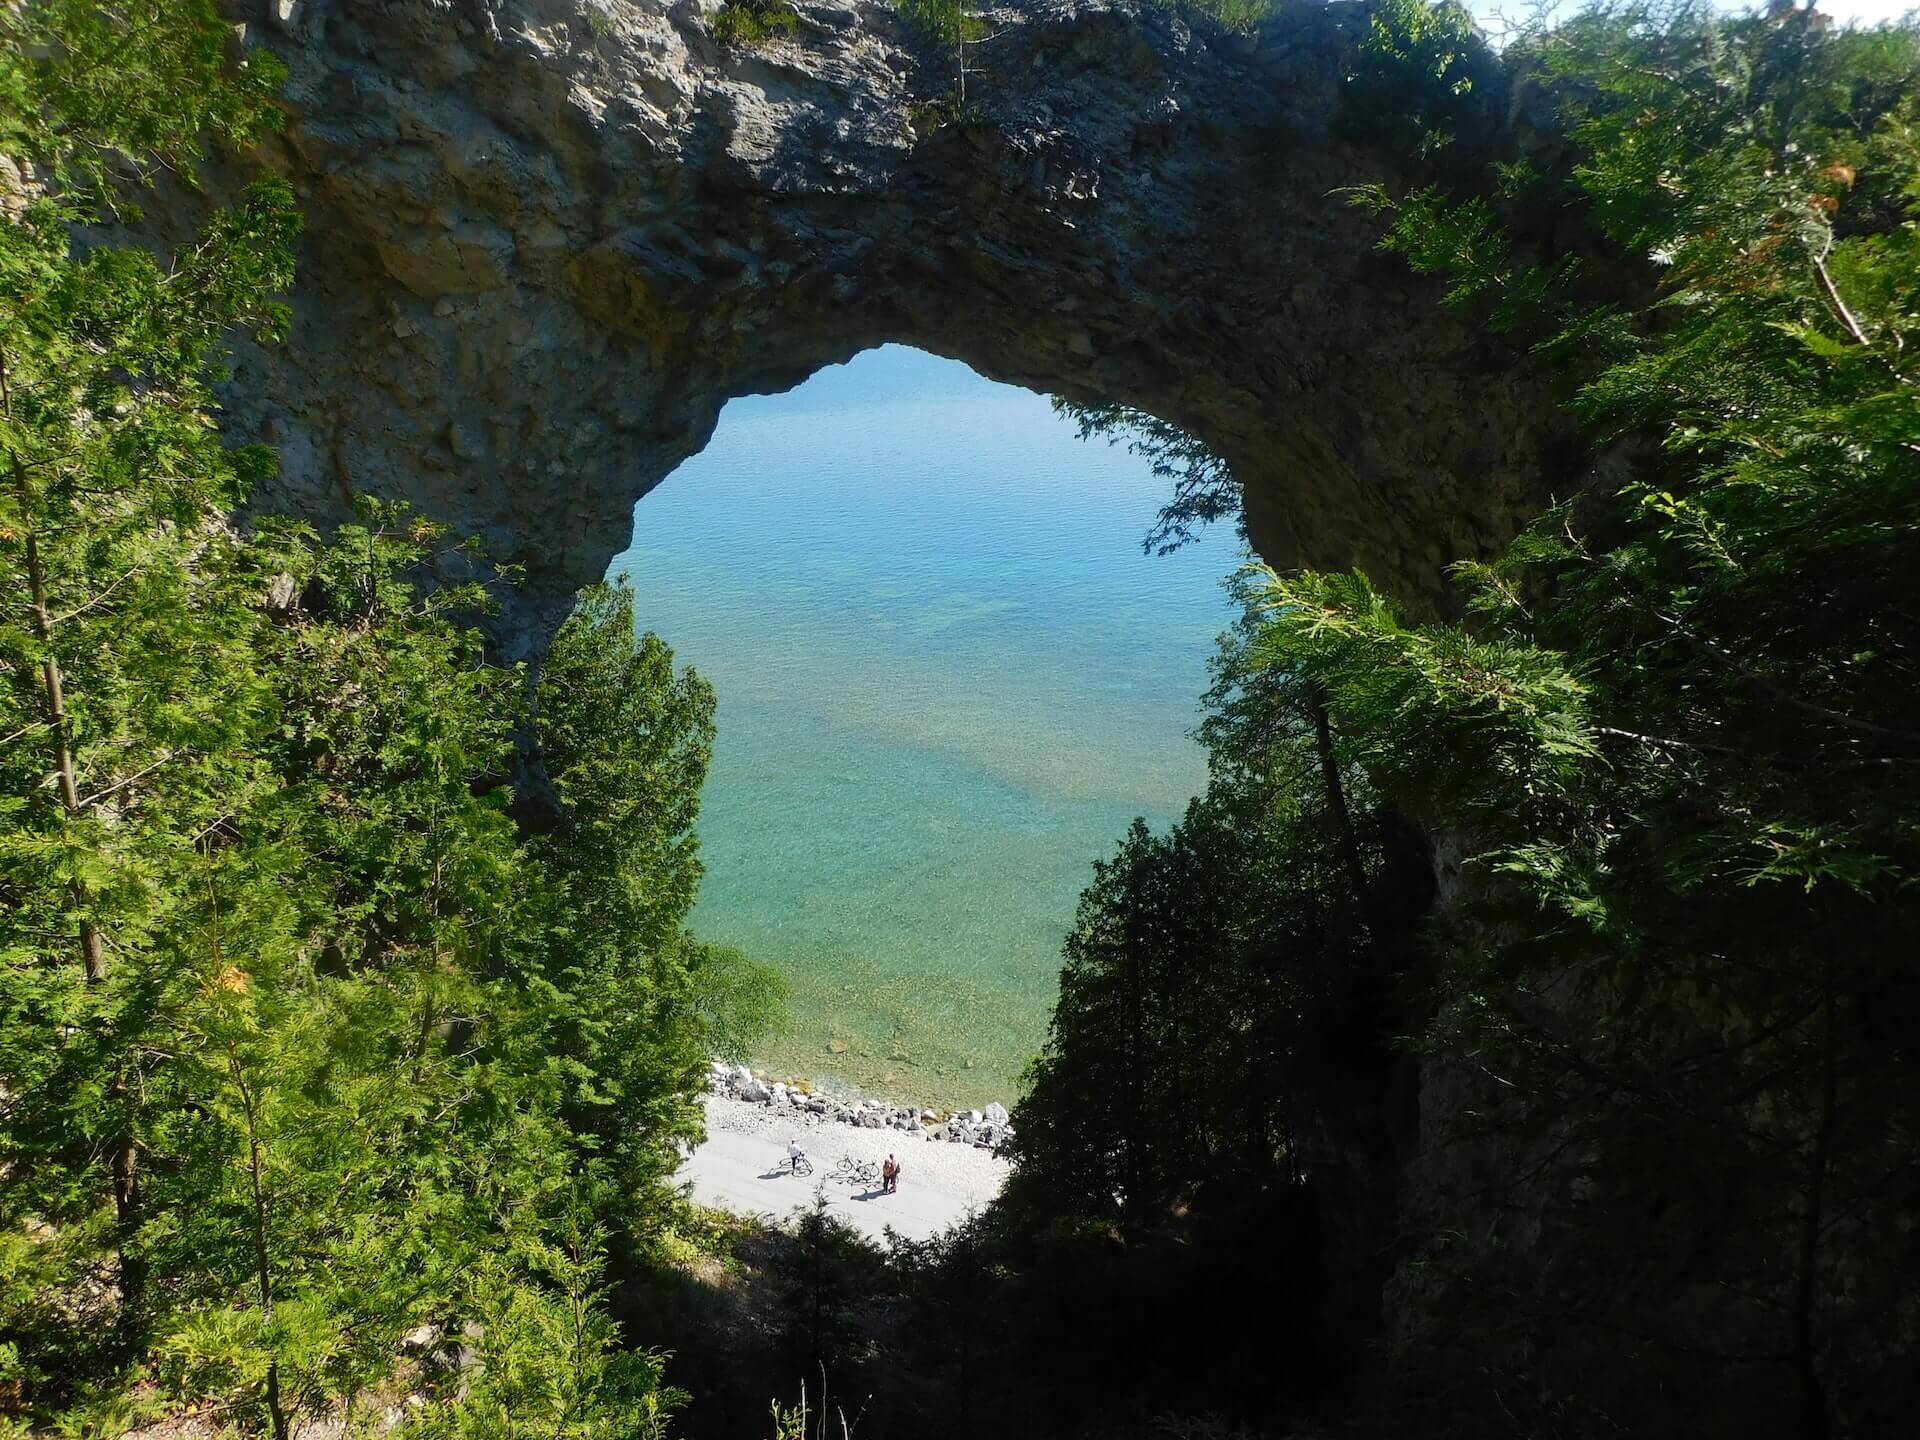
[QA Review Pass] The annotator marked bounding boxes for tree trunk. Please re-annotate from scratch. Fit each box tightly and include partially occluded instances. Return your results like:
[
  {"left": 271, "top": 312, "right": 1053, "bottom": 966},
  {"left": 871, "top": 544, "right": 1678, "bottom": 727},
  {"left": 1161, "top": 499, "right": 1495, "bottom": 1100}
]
[
  {"left": 1165, "top": 917, "right": 1191, "bottom": 1172},
  {"left": 957, "top": 1229, "right": 974, "bottom": 1439},
  {"left": 6, "top": 447, "right": 105, "bottom": 979},
  {"left": 1790, "top": 959, "right": 1836, "bottom": 1440},
  {"left": 1307, "top": 683, "right": 1368, "bottom": 911},
  {"left": 1122, "top": 932, "right": 1145, "bottom": 1227},
  {"left": 4, "top": 357, "right": 138, "bottom": 1313},
  {"left": 229, "top": 1036, "right": 291, "bottom": 1440}
]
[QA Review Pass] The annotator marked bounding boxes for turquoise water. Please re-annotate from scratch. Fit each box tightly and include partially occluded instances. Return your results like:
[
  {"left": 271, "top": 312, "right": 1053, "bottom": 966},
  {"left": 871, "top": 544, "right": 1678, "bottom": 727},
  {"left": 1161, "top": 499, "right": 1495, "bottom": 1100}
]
[{"left": 608, "top": 345, "right": 1237, "bottom": 1104}]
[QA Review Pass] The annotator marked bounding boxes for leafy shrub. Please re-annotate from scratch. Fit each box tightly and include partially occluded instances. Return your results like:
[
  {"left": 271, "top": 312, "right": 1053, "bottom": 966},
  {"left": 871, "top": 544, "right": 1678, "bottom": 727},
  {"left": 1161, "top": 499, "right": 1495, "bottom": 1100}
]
[
  {"left": 713, "top": 0, "right": 800, "bottom": 47},
  {"left": 1340, "top": 0, "right": 1486, "bottom": 154}
]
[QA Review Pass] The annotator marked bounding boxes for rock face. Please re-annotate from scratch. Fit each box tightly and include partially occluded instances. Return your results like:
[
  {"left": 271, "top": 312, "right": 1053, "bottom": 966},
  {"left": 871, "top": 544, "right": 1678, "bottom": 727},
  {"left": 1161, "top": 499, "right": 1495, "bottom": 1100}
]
[{"left": 219, "top": 0, "right": 1564, "bottom": 656}]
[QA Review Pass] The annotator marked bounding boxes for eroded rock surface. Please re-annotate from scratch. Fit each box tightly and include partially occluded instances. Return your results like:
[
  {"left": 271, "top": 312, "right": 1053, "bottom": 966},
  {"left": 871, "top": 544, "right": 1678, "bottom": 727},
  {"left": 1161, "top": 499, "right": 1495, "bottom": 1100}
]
[{"left": 221, "top": 0, "right": 1561, "bottom": 655}]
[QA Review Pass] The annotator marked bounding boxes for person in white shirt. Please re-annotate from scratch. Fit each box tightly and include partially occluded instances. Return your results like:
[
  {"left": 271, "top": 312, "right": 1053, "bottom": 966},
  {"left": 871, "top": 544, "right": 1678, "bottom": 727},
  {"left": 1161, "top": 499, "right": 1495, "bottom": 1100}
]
[{"left": 788, "top": 1138, "right": 806, "bottom": 1172}]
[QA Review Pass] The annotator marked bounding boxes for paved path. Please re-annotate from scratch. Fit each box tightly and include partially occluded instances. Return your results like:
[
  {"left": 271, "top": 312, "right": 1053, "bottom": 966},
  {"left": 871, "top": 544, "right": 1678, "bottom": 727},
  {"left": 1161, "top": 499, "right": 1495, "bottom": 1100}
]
[{"left": 676, "top": 1094, "right": 1010, "bottom": 1243}]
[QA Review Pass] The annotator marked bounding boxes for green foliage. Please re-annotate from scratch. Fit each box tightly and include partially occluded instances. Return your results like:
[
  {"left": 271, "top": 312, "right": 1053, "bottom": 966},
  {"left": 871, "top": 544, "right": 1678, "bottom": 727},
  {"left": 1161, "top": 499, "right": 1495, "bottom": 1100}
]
[
  {"left": 1165, "top": 0, "right": 1273, "bottom": 36},
  {"left": 1021, "top": 5, "right": 1920, "bottom": 1431},
  {"left": 539, "top": 580, "right": 714, "bottom": 962},
  {"left": 1054, "top": 401, "right": 1241, "bottom": 555},
  {"left": 1340, "top": 0, "right": 1486, "bottom": 155},
  {"left": 532, "top": 579, "right": 748, "bottom": 1210},
  {"left": 400, "top": 1193, "right": 684, "bottom": 1440},
  {"left": 899, "top": 0, "right": 987, "bottom": 50},
  {"left": 1281, "top": 3, "right": 1920, "bottom": 1431},
  {"left": 0, "top": 10, "right": 305, "bottom": 1417},
  {"left": 0, "top": 13, "right": 738, "bottom": 1436},
  {"left": 690, "top": 940, "right": 791, "bottom": 1063},
  {"left": 898, "top": 0, "right": 999, "bottom": 115},
  {"left": 1330, "top": 1, "right": 1920, "bottom": 908},
  {"left": 775, "top": 1192, "right": 880, "bottom": 1392},
  {"left": 1008, "top": 570, "right": 1430, "bottom": 1228},
  {"left": 1343, "top": 177, "right": 1586, "bottom": 336},
  {"left": 712, "top": 0, "right": 800, "bottom": 48},
  {"left": 766, "top": 1397, "right": 809, "bottom": 1440},
  {"left": 0, "top": 0, "right": 285, "bottom": 202},
  {"left": 907, "top": 93, "right": 980, "bottom": 136},
  {"left": 582, "top": 0, "right": 622, "bottom": 40},
  {"left": 1247, "top": 566, "right": 1599, "bottom": 798}
]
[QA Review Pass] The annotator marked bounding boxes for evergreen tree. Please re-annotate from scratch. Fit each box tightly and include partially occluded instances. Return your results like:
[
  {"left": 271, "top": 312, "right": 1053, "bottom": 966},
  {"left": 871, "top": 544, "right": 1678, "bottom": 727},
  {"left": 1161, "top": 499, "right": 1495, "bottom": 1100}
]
[
  {"left": 0, "top": 1, "right": 298, "bottom": 1402},
  {"left": 1023, "top": 7, "right": 1920, "bottom": 1431},
  {"left": 1246, "top": 4, "right": 1920, "bottom": 1431},
  {"left": 1050, "top": 400, "right": 1242, "bottom": 558},
  {"left": 1, "top": 12, "right": 756, "bottom": 1434},
  {"left": 1008, "top": 578, "right": 1428, "bottom": 1229},
  {"left": 531, "top": 579, "right": 786, "bottom": 1220}
]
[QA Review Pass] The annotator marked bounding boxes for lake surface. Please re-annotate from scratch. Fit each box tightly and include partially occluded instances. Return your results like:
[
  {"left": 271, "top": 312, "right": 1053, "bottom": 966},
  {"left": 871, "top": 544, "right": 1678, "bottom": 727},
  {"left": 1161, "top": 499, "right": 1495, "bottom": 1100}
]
[{"left": 608, "top": 345, "right": 1237, "bottom": 1106}]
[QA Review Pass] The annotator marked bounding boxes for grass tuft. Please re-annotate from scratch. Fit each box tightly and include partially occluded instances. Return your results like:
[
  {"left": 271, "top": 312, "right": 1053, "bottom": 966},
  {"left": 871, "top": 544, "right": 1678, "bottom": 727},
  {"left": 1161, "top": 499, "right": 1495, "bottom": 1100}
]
[{"left": 713, "top": 0, "right": 800, "bottom": 47}]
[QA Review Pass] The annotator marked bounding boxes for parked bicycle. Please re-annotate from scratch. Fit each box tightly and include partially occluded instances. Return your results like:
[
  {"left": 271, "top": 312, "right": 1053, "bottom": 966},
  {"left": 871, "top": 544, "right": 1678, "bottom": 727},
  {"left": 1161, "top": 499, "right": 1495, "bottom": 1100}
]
[{"left": 832, "top": 1155, "right": 880, "bottom": 1188}]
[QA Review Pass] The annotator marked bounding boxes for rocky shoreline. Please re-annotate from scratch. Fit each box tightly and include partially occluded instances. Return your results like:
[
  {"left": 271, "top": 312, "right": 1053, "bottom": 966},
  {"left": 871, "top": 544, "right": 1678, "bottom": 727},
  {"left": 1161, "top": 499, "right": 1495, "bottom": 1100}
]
[{"left": 708, "top": 1061, "right": 1015, "bottom": 1153}]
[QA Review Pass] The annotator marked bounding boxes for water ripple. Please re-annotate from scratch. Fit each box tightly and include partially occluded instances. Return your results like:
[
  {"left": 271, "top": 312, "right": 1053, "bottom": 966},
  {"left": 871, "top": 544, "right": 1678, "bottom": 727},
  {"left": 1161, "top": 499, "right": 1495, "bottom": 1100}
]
[{"left": 608, "top": 345, "right": 1236, "bottom": 1104}]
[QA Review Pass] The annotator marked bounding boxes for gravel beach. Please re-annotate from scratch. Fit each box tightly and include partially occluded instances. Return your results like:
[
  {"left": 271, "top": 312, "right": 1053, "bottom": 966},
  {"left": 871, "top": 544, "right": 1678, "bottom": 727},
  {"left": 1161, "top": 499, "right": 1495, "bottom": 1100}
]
[{"left": 677, "top": 1092, "right": 1012, "bottom": 1243}]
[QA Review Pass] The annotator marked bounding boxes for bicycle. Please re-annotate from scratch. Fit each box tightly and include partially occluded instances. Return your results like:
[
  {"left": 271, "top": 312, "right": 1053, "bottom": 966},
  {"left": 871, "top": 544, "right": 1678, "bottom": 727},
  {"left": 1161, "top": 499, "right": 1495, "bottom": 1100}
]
[
  {"left": 787, "top": 1152, "right": 813, "bottom": 1177},
  {"left": 832, "top": 1155, "right": 880, "bottom": 1188}
]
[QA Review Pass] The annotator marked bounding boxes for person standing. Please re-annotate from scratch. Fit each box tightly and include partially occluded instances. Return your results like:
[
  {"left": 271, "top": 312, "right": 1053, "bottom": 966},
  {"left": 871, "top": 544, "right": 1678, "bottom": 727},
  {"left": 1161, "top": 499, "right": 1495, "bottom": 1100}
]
[{"left": 882, "top": 1154, "right": 899, "bottom": 1194}]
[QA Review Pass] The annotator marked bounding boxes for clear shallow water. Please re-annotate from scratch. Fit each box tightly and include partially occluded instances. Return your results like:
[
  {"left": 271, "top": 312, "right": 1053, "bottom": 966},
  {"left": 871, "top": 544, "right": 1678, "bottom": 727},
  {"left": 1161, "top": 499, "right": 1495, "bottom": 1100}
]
[{"left": 608, "top": 345, "right": 1237, "bottom": 1105}]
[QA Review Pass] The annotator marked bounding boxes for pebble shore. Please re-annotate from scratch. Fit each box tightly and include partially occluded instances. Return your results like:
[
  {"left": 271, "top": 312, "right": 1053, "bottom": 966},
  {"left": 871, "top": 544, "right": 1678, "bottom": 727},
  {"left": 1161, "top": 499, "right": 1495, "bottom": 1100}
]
[
  {"left": 691, "top": 1090, "right": 1013, "bottom": 1228},
  {"left": 708, "top": 1060, "right": 1016, "bottom": 1152}
]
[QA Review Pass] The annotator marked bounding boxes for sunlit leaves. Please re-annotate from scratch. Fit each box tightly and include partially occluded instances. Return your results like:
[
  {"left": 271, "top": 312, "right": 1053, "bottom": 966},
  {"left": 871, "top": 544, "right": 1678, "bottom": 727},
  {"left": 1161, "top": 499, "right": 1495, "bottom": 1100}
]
[
  {"left": 1341, "top": 0, "right": 1485, "bottom": 155},
  {"left": 1, "top": 8, "right": 706, "bottom": 1433},
  {"left": 0, "top": 0, "right": 285, "bottom": 202},
  {"left": 1244, "top": 565, "right": 1598, "bottom": 803}
]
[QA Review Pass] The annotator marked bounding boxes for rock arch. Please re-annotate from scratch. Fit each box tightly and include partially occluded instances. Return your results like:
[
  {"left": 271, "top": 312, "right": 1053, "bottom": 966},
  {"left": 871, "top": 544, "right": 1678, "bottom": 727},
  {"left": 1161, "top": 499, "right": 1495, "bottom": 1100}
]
[{"left": 223, "top": 0, "right": 1561, "bottom": 654}]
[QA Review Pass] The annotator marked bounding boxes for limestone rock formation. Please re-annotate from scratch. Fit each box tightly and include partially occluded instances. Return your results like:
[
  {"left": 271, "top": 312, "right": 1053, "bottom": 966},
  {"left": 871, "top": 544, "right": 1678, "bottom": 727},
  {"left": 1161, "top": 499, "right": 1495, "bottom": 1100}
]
[{"left": 219, "top": 0, "right": 1564, "bottom": 655}]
